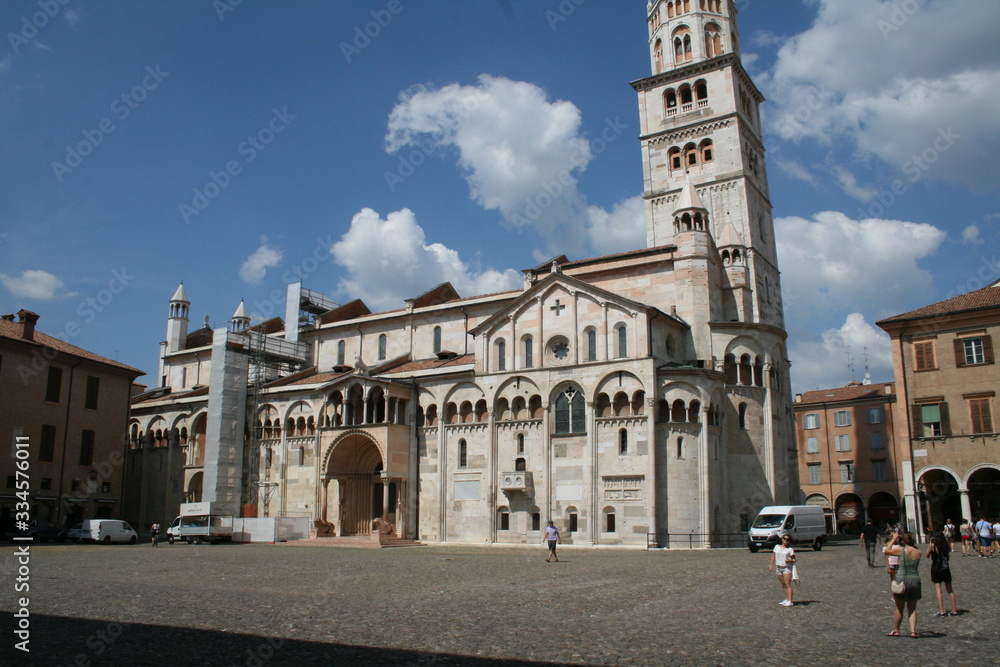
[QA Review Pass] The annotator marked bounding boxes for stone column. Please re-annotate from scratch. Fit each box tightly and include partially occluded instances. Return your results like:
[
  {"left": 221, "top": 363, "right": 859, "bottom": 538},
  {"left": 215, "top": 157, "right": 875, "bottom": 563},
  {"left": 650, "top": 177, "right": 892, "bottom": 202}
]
[
  {"left": 321, "top": 478, "right": 329, "bottom": 522},
  {"left": 959, "top": 489, "right": 973, "bottom": 526},
  {"left": 700, "top": 401, "right": 711, "bottom": 548}
]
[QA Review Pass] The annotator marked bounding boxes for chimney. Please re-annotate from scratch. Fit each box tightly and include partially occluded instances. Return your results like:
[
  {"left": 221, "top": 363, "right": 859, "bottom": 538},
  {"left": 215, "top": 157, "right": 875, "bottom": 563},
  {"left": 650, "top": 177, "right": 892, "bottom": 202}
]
[
  {"left": 17, "top": 309, "right": 39, "bottom": 341},
  {"left": 1, "top": 313, "right": 14, "bottom": 322}
]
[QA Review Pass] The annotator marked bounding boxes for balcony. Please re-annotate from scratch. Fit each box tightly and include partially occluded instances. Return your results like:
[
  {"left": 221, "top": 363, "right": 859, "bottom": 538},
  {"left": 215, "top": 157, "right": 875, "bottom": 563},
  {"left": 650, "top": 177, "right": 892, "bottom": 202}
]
[{"left": 500, "top": 471, "right": 532, "bottom": 492}]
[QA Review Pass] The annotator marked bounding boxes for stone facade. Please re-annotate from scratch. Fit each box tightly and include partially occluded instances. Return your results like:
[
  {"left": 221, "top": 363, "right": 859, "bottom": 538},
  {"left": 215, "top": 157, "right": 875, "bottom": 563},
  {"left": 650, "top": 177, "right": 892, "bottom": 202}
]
[{"left": 126, "top": 0, "right": 798, "bottom": 545}]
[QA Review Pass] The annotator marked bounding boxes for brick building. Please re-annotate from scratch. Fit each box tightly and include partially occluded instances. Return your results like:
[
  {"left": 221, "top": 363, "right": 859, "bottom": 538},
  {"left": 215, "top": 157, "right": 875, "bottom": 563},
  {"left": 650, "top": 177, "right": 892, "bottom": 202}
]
[
  {"left": 877, "top": 281, "right": 1000, "bottom": 533},
  {"left": 793, "top": 382, "right": 899, "bottom": 534},
  {"left": 0, "top": 310, "right": 144, "bottom": 530}
]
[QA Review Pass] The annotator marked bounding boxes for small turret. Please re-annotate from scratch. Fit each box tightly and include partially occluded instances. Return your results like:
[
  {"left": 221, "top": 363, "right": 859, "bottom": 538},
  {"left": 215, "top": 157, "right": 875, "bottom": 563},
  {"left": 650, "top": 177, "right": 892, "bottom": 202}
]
[
  {"left": 672, "top": 179, "right": 709, "bottom": 235},
  {"left": 166, "top": 283, "right": 190, "bottom": 353},
  {"left": 231, "top": 300, "right": 251, "bottom": 333}
]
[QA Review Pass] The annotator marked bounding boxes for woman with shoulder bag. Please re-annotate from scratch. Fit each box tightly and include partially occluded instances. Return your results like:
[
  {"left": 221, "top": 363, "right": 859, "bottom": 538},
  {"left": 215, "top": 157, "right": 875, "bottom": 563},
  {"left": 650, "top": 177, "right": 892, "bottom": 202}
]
[
  {"left": 927, "top": 532, "right": 958, "bottom": 616},
  {"left": 884, "top": 532, "right": 922, "bottom": 638}
]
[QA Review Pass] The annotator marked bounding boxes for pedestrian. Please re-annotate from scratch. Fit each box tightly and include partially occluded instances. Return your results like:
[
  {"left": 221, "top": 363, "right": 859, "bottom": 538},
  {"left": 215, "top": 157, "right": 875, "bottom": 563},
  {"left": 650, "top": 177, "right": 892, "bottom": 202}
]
[
  {"left": 975, "top": 515, "right": 993, "bottom": 557},
  {"left": 959, "top": 519, "right": 973, "bottom": 556},
  {"left": 151, "top": 522, "right": 160, "bottom": 547},
  {"left": 861, "top": 517, "right": 880, "bottom": 567},
  {"left": 543, "top": 521, "right": 561, "bottom": 562},
  {"left": 942, "top": 518, "right": 956, "bottom": 545},
  {"left": 926, "top": 532, "right": 958, "bottom": 617},
  {"left": 884, "top": 532, "right": 922, "bottom": 638},
  {"left": 993, "top": 519, "right": 1000, "bottom": 557},
  {"left": 768, "top": 533, "right": 796, "bottom": 607}
]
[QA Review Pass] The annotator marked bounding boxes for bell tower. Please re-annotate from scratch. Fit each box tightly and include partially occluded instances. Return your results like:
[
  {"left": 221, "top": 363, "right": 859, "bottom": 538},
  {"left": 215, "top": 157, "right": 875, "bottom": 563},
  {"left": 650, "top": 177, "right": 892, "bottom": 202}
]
[{"left": 634, "top": 0, "right": 782, "bottom": 328}]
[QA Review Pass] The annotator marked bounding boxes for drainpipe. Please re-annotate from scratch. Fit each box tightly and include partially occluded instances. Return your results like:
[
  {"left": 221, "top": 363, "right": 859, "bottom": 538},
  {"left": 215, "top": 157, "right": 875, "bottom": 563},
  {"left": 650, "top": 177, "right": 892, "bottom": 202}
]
[
  {"left": 897, "top": 320, "right": 923, "bottom": 541},
  {"left": 57, "top": 359, "right": 83, "bottom": 526}
]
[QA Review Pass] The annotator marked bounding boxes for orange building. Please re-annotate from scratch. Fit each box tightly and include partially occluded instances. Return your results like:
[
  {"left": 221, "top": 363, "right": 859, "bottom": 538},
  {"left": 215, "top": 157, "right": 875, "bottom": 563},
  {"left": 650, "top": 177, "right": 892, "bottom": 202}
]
[
  {"left": 794, "top": 382, "right": 899, "bottom": 533},
  {"left": 0, "top": 310, "right": 144, "bottom": 530},
  {"left": 877, "top": 282, "right": 1000, "bottom": 533}
]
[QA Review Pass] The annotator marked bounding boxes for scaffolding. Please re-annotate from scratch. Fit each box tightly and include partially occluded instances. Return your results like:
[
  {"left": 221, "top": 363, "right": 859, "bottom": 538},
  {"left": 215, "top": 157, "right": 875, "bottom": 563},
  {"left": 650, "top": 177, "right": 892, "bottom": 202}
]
[{"left": 241, "top": 328, "right": 308, "bottom": 515}]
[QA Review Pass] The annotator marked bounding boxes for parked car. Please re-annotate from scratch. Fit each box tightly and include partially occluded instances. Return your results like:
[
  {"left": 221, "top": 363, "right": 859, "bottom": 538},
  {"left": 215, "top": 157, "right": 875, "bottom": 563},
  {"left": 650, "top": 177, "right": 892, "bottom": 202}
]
[
  {"left": 67, "top": 519, "right": 138, "bottom": 544},
  {"left": 4, "top": 519, "right": 67, "bottom": 542}
]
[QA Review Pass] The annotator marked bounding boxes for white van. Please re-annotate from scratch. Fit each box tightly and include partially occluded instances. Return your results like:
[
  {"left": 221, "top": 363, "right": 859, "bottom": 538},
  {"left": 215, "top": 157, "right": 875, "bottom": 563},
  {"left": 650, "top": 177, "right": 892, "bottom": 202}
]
[
  {"left": 748, "top": 505, "right": 826, "bottom": 552},
  {"left": 68, "top": 519, "right": 138, "bottom": 544}
]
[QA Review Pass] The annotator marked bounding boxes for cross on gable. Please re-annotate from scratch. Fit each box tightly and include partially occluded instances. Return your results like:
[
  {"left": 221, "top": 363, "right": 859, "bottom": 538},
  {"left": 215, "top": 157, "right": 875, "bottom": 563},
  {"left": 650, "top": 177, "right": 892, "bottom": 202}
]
[{"left": 550, "top": 299, "right": 566, "bottom": 315}]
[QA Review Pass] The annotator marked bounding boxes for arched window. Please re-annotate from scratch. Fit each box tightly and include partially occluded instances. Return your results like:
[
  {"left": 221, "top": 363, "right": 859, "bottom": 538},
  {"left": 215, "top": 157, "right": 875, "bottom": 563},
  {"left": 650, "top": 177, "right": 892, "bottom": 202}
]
[
  {"left": 523, "top": 336, "right": 533, "bottom": 369},
  {"left": 517, "top": 433, "right": 525, "bottom": 454},
  {"left": 654, "top": 39, "right": 664, "bottom": 73},
  {"left": 677, "top": 436, "right": 684, "bottom": 459},
  {"left": 688, "top": 399, "right": 701, "bottom": 423},
  {"left": 604, "top": 508, "right": 617, "bottom": 533},
  {"left": 739, "top": 354, "right": 753, "bottom": 385},
  {"left": 378, "top": 334, "right": 387, "bottom": 360},
  {"left": 686, "top": 142, "right": 698, "bottom": 166},
  {"left": 664, "top": 89, "right": 677, "bottom": 116},
  {"left": 619, "top": 429, "right": 628, "bottom": 455},
  {"left": 499, "top": 507, "right": 510, "bottom": 531},
  {"left": 587, "top": 328, "right": 597, "bottom": 361},
  {"left": 672, "top": 399, "right": 686, "bottom": 422},
  {"left": 738, "top": 403, "right": 748, "bottom": 430},
  {"left": 515, "top": 457, "right": 526, "bottom": 472},
  {"left": 695, "top": 80, "right": 708, "bottom": 103},
  {"left": 496, "top": 339, "right": 506, "bottom": 372},
  {"left": 667, "top": 1, "right": 674, "bottom": 18},
  {"left": 554, "top": 386, "right": 586, "bottom": 434},
  {"left": 669, "top": 147, "right": 683, "bottom": 171},
  {"left": 337, "top": 340, "right": 345, "bottom": 366},
  {"left": 433, "top": 326, "right": 442, "bottom": 354},
  {"left": 679, "top": 84, "right": 693, "bottom": 106},
  {"left": 615, "top": 323, "right": 628, "bottom": 358},
  {"left": 705, "top": 22, "right": 723, "bottom": 58},
  {"left": 700, "top": 139, "right": 714, "bottom": 162},
  {"left": 458, "top": 439, "right": 468, "bottom": 468},
  {"left": 298, "top": 446, "right": 305, "bottom": 466}
]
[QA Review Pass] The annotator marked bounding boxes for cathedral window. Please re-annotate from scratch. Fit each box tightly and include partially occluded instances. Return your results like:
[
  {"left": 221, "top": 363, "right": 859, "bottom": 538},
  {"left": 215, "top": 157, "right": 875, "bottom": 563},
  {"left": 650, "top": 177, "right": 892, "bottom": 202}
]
[
  {"left": 378, "top": 334, "right": 387, "bottom": 360},
  {"left": 298, "top": 446, "right": 305, "bottom": 466},
  {"left": 604, "top": 509, "right": 617, "bottom": 533},
  {"left": 619, "top": 429, "right": 628, "bottom": 454},
  {"left": 705, "top": 22, "right": 723, "bottom": 58},
  {"left": 433, "top": 326, "right": 442, "bottom": 354},
  {"left": 337, "top": 340, "right": 345, "bottom": 366},
  {"left": 458, "top": 439, "right": 468, "bottom": 468},
  {"left": 688, "top": 400, "right": 701, "bottom": 423},
  {"left": 531, "top": 511, "right": 541, "bottom": 531},
  {"left": 671, "top": 399, "right": 686, "bottom": 422},
  {"left": 554, "top": 386, "right": 586, "bottom": 434},
  {"left": 669, "top": 147, "right": 683, "bottom": 170},
  {"left": 673, "top": 27, "right": 693, "bottom": 64},
  {"left": 679, "top": 84, "right": 693, "bottom": 107},
  {"left": 568, "top": 511, "right": 578, "bottom": 533},
  {"left": 475, "top": 399, "right": 488, "bottom": 422},
  {"left": 695, "top": 80, "right": 709, "bottom": 107},
  {"left": 677, "top": 436, "right": 684, "bottom": 459},
  {"left": 738, "top": 403, "right": 748, "bottom": 429},
  {"left": 512, "top": 396, "right": 526, "bottom": 419},
  {"left": 666, "top": 1, "right": 674, "bottom": 18},
  {"left": 686, "top": 143, "right": 698, "bottom": 166},
  {"left": 523, "top": 335, "right": 533, "bottom": 368},
  {"left": 499, "top": 508, "right": 510, "bottom": 530},
  {"left": 596, "top": 393, "right": 612, "bottom": 418},
  {"left": 515, "top": 457, "right": 526, "bottom": 472},
  {"left": 529, "top": 394, "right": 543, "bottom": 418},
  {"left": 615, "top": 323, "right": 628, "bottom": 358},
  {"left": 664, "top": 89, "right": 678, "bottom": 117},
  {"left": 517, "top": 433, "right": 525, "bottom": 453},
  {"left": 700, "top": 139, "right": 714, "bottom": 162},
  {"left": 495, "top": 339, "right": 507, "bottom": 371},
  {"left": 586, "top": 328, "right": 598, "bottom": 361},
  {"left": 613, "top": 392, "right": 630, "bottom": 416},
  {"left": 460, "top": 401, "right": 474, "bottom": 423}
]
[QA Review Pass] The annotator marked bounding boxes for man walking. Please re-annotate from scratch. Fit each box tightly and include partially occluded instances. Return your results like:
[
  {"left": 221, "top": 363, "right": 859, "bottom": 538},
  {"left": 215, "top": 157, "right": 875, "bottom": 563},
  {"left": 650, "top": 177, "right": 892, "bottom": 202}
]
[
  {"left": 975, "top": 515, "right": 993, "bottom": 557},
  {"left": 861, "top": 517, "right": 880, "bottom": 567}
]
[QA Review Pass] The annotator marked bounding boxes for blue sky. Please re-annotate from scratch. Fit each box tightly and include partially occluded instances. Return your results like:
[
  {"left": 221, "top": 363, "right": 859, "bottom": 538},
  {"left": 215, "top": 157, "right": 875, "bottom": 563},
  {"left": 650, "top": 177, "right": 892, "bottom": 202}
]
[{"left": 1, "top": 0, "right": 997, "bottom": 393}]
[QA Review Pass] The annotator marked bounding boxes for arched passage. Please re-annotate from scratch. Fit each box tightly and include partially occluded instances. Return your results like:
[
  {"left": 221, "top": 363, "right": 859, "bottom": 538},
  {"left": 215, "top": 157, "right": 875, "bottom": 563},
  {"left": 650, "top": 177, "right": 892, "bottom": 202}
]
[
  {"left": 325, "top": 432, "right": 391, "bottom": 536},
  {"left": 966, "top": 466, "right": 1000, "bottom": 520},
  {"left": 917, "top": 469, "right": 960, "bottom": 533},
  {"left": 867, "top": 491, "right": 899, "bottom": 528},
  {"left": 835, "top": 493, "right": 863, "bottom": 534},
  {"left": 187, "top": 471, "right": 203, "bottom": 503}
]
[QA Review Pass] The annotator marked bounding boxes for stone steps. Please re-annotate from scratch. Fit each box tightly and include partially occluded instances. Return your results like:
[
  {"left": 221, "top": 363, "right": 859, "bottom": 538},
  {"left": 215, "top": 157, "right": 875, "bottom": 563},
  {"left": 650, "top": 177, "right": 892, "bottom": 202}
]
[{"left": 282, "top": 534, "right": 425, "bottom": 549}]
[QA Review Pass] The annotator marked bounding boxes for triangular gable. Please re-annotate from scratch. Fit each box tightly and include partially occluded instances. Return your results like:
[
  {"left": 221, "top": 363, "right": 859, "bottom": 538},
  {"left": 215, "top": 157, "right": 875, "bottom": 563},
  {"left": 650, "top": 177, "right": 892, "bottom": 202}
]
[
  {"left": 468, "top": 272, "right": 660, "bottom": 338},
  {"left": 318, "top": 299, "right": 372, "bottom": 325},
  {"left": 410, "top": 282, "right": 461, "bottom": 309}
]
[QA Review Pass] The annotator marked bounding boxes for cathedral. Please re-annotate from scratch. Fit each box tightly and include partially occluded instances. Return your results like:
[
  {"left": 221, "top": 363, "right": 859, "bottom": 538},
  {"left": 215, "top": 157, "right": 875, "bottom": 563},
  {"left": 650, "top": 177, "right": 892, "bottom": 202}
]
[{"left": 126, "top": 0, "right": 798, "bottom": 546}]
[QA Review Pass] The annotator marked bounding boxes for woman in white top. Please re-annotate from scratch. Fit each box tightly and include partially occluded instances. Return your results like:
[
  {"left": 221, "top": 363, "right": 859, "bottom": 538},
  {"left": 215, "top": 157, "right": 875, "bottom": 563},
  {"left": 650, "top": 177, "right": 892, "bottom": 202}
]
[{"left": 768, "top": 533, "right": 796, "bottom": 607}]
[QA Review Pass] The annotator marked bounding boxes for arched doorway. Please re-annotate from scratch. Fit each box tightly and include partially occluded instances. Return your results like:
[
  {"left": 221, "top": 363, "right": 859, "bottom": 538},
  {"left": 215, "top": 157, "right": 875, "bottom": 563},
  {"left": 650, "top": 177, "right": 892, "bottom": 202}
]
[
  {"left": 867, "top": 492, "right": 899, "bottom": 529},
  {"left": 967, "top": 466, "right": 1000, "bottom": 519},
  {"left": 187, "top": 471, "right": 203, "bottom": 503},
  {"left": 326, "top": 433, "right": 393, "bottom": 536},
  {"left": 917, "top": 469, "right": 960, "bottom": 534},
  {"left": 835, "top": 493, "right": 863, "bottom": 534}
]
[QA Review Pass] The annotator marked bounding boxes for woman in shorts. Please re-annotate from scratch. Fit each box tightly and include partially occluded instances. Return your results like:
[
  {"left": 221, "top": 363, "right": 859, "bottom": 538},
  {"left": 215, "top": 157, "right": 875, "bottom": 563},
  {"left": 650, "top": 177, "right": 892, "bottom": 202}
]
[
  {"left": 959, "top": 520, "right": 973, "bottom": 557},
  {"left": 768, "top": 533, "right": 796, "bottom": 607}
]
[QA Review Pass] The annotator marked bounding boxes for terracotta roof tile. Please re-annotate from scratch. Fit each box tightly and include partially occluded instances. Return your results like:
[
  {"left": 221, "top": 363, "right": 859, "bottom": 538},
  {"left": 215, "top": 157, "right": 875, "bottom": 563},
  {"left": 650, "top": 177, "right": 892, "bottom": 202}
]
[
  {"left": 877, "top": 283, "right": 1000, "bottom": 325},
  {"left": 378, "top": 353, "right": 475, "bottom": 374},
  {"left": 797, "top": 382, "right": 894, "bottom": 405},
  {"left": 0, "top": 319, "right": 144, "bottom": 376}
]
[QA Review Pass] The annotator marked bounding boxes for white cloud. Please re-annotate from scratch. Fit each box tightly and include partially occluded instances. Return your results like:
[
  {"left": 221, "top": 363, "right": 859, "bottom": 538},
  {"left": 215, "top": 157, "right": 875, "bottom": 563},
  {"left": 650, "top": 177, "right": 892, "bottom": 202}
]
[
  {"left": 831, "top": 166, "right": 877, "bottom": 202},
  {"left": 64, "top": 9, "right": 81, "bottom": 27},
  {"left": 585, "top": 196, "right": 646, "bottom": 255},
  {"left": 776, "top": 211, "right": 946, "bottom": 316},
  {"left": 961, "top": 225, "right": 983, "bottom": 246},
  {"left": 239, "top": 236, "right": 283, "bottom": 284},
  {"left": 762, "top": 0, "right": 1000, "bottom": 190},
  {"left": 775, "top": 159, "right": 817, "bottom": 186},
  {"left": 331, "top": 208, "right": 521, "bottom": 312},
  {"left": 0, "top": 269, "right": 74, "bottom": 300},
  {"left": 789, "top": 313, "right": 893, "bottom": 393},
  {"left": 386, "top": 74, "right": 636, "bottom": 256}
]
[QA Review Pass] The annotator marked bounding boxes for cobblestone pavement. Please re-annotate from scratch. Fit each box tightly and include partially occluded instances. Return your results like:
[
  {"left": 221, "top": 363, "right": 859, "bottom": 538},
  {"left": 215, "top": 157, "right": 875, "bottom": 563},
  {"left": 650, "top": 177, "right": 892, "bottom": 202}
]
[{"left": 2, "top": 538, "right": 998, "bottom": 666}]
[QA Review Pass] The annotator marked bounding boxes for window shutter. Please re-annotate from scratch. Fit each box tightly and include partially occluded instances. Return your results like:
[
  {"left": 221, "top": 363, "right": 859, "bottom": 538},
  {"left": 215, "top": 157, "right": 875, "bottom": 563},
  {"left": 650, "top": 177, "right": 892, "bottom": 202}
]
[
  {"left": 910, "top": 404, "right": 923, "bottom": 433},
  {"left": 970, "top": 399, "right": 984, "bottom": 434},
  {"left": 954, "top": 339, "right": 966, "bottom": 368},
  {"left": 939, "top": 402, "right": 951, "bottom": 435},
  {"left": 983, "top": 335, "right": 994, "bottom": 365}
]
